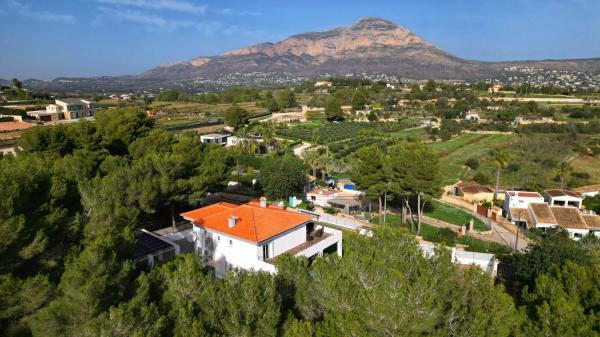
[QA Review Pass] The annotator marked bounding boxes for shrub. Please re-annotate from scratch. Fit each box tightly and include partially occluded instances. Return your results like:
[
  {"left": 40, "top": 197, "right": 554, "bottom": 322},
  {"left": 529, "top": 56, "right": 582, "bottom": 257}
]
[
  {"left": 323, "top": 206, "right": 340, "bottom": 215},
  {"left": 465, "top": 158, "right": 479, "bottom": 170},
  {"left": 423, "top": 228, "right": 457, "bottom": 247},
  {"left": 474, "top": 173, "right": 491, "bottom": 185}
]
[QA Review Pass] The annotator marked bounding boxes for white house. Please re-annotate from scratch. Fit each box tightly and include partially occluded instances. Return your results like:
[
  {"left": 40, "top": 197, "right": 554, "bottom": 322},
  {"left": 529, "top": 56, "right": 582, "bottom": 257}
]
[
  {"left": 180, "top": 198, "right": 342, "bottom": 276},
  {"left": 200, "top": 133, "right": 229, "bottom": 145},
  {"left": 502, "top": 191, "right": 545, "bottom": 217},
  {"left": 573, "top": 184, "right": 600, "bottom": 198},
  {"left": 306, "top": 188, "right": 338, "bottom": 207},
  {"left": 544, "top": 189, "right": 583, "bottom": 208},
  {"left": 27, "top": 98, "right": 98, "bottom": 122},
  {"left": 226, "top": 135, "right": 263, "bottom": 147},
  {"left": 508, "top": 202, "right": 600, "bottom": 240},
  {"left": 314, "top": 81, "right": 333, "bottom": 87},
  {"left": 464, "top": 110, "right": 480, "bottom": 121}
]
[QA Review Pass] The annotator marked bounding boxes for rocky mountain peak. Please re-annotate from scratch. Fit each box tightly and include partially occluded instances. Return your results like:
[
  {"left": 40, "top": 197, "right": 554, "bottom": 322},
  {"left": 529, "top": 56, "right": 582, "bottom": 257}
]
[
  {"left": 350, "top": 17, "right": 399, "bottom": 30},
  {"left": 222, "top": 17, "right": 428, "bottom": 59}
]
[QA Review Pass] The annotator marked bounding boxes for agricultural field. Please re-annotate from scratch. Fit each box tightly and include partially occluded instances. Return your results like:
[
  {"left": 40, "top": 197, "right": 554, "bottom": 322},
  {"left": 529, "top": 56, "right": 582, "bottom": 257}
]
[
  {"left": 150, "top": 101, "right": 265, "bottom": 115},
  {"left": 276, "top": 121, "right": 405, "bottom": 143},
  {"left": 428, "top": 133, "right": 517, "bottom": 185}
]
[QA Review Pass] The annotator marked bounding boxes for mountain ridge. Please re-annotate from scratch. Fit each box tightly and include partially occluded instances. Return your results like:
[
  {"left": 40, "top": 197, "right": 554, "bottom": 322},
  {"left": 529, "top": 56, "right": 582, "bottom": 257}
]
[{"left": 13, "top": 17, "right": 600, "bottom": 92}]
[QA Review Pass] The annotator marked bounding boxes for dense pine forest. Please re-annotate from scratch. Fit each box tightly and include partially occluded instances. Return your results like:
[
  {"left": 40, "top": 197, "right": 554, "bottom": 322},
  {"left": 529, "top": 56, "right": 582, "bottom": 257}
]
[{"left": 2, "top": 107, "right": 600, "bottom": 337}]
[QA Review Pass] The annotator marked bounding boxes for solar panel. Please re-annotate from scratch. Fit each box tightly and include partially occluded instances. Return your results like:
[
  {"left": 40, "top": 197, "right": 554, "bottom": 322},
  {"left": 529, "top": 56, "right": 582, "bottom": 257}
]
[{"left": 134, "top": 231, "right": 174, "bottom": 259}]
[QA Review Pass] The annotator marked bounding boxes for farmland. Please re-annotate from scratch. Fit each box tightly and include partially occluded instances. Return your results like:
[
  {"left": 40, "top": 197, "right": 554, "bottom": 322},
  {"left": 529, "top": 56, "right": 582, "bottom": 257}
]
[
  {"left": 276, "top": 121, "right": 405, "bottom": 143},
  {"left": 428, "top": 133, "right": 517, "bottom": 185}
]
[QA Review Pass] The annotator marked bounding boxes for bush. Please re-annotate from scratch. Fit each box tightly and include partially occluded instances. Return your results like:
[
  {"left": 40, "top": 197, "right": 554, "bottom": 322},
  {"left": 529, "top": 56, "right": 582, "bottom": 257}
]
[
  {"left": 474, "top": 173, "right": 491, "bottom": 185},
  {"left": 323, "top": 206, "right": 340, "bottom": 215},
  {"left": 506, "top": 163, "right": 520, "bottom": 172},
  {"left": 423, "top": 228, "right": 457, "bottom": 247},
  {"left": 465, "top": 158, "right": 479, "bottom": 170}
]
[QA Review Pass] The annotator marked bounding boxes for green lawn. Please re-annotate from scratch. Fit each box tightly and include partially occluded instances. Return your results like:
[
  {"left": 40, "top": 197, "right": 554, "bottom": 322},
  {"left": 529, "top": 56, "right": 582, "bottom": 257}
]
[{"left": 424, "top": 200, "right": 488, "bottom": 231}]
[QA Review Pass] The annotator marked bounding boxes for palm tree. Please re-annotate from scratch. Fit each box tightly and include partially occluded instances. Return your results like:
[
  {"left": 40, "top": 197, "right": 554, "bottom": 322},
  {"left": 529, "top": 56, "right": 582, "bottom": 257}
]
[
  {"left": 319, "top": 151, "right": 335, "bottom": 182},
  {"left": 490, "top": 150, "right": 509, "bottom": 200},
  {"left": 557, "top": 162, "right": 572, "bottom": 189},
  {"left": 303, "top": 150, "right": 320, "bottom": 179}
]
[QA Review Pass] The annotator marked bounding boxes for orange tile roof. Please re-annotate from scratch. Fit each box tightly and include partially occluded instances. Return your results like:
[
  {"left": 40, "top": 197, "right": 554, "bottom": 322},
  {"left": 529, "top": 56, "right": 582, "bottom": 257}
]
[
  {"left": 180, "top": 202, "right": 238, "bottom": 220},
  {"left": 550, "top": 207, "right": 587, "bottom": 229},
  {"left": 583, "top": 215, "right": 600, "bottom": 229},
  {"left": 181, "top": 201, "right": 312, "bottom": 243},
  {"left": 529, "top": 203, "right": 557, "bottom": 225},
  {"left": 0, "top": 121, "right": 36, "bottom": 132}
]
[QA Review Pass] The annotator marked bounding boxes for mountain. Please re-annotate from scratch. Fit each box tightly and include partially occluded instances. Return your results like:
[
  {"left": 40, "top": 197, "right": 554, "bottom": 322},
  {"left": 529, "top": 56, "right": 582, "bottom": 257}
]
[
  {"left": 142, "top": 17, "right": 482, "bottom": 81},
  {"left": 19, "top": 17, "right": 600, "bottom": 92}
]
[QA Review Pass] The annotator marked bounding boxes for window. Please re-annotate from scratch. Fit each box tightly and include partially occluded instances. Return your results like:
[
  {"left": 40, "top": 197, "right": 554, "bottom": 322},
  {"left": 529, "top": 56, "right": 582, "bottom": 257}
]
[
  {"left": 217, "top": 235, "right": 220, "bottom": 241},
  {"left": 262, "top": 244, "right": 270, "bottom": 260},
  {"left": 229, "top": 239, "right": 233, "bottom": 247}
]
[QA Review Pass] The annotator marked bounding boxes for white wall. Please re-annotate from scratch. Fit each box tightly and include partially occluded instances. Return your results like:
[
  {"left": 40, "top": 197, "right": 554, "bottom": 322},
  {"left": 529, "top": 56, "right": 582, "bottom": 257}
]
[
  {"left": 549, "top": 196, "right": 582, "bottom": 208},
  {"left": 566, "top": 228, "right": 589, "bottom": 240},
  {"left": 307, "top": 193, "right": 334, "bottom": 207},
  {"left": 272, "top": 225, "right": 306, "bottom": 256}
]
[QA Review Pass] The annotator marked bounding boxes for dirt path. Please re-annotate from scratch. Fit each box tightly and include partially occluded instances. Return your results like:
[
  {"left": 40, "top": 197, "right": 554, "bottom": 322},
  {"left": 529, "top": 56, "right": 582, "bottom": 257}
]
[{"left": 293, "top": 142, "right": 312, "bottom": 159}]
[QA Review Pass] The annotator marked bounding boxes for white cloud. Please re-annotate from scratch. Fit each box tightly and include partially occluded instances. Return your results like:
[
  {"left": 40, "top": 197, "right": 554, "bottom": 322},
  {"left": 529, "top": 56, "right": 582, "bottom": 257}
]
[
  {"left": 91, "top": 0, "right": 206, "bottom": 13},
  {"left": 7, "top": 0, "right": 75, "bottom": 23},
  {"left": 97, "top": 7, "right": 219, "bottom": 33},
  {"left": 213, "top": 8, "right": 261, "bottom": 16}
]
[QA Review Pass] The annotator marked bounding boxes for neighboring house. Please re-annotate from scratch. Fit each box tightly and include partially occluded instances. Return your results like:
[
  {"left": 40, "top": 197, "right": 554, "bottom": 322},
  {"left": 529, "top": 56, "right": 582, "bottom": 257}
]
[
  {"left": 200, "top": 133, "right": 229, "bottom": 145},
  {"left": 455, "top": 182, "right": 494, "bottom": 203},
  {"left": 327, "top": 191, "right": 363, "bottom": 214},
  {"left": 226, "top": 135, "right": 263, "bottom": 147},
  {"left": 544, "top": 189, "right": 583, "bottom": 208},
  {"left": 134, "top": 229, "right": 180, "bottom": 269},
  {"left": 502, "top": 191, "right": 545, "bottom": 217},
  {"left": 27, "top": 98, "right": 99, "bottom": 122},
  {"left": 513, "top": 115, "right": 557, "bottom": 125},
  {"left": 180, "top": 198, "right": 343, "bottom": 275},
  {"left": 306, "top": 188, "right": 338, "bottom": 207},
  {"left": 507, "top": 203, "right": 600, "bottom": 240},
  {"left": 314, "top": 81, "right": 333, "bottom": 87},
  {"left": 464, "top": 110, "right": 480, "bottom": 121},
  {"left": 573, "top": 184, "right": 600, "bottom": 198},
  {"left": 487, "top": 84, "right": 502, "bottom": 93}
]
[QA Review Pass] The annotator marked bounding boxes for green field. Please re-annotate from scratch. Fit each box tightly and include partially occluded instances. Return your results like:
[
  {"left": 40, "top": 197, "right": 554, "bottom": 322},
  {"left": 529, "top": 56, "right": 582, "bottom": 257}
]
[
  {"left": 276, "top": 121, "right": 405, "bottom": 143},
  {"left": 424, "top": 200, "right": 487, "bottom": 231},
  {"left": 428, "top": 133, "right": 516, "bottom": 185}
]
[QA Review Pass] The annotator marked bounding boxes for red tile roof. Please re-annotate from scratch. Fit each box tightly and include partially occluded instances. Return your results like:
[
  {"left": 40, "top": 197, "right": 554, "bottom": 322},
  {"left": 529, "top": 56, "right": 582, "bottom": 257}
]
[
  {"left": 0, "top": 121, "right": 36, "bottom": 132},
  {"left": 181, "top": 201, "right": 312, "bottom": 243}
]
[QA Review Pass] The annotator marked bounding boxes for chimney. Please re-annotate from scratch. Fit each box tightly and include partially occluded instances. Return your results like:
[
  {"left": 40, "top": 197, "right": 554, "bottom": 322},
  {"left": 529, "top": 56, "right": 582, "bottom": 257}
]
[
  {"left": 259, "top": 197, "right": 267, "bottom": 208},
  {"left": 228, "top": 216, "right": 238, "bottom": 228}
]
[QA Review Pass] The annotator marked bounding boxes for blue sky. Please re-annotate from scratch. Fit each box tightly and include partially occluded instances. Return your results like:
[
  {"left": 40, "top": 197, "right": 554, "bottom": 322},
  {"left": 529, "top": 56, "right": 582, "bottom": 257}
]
[{"left": 0, "top": 0, "right": 599, "bottom": 80}]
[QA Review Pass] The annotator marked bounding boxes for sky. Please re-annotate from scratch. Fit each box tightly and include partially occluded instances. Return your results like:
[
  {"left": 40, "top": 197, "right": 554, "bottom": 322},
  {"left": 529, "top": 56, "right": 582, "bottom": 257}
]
[{"left": 0, "top": 0, "right": 599, "bottom": 80}]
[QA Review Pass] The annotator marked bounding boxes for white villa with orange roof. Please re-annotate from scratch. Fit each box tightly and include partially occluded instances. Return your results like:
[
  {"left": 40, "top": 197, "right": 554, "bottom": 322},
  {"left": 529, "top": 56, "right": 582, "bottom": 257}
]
[{"left": 180, "top": 197, "right": 342, "bottom": 275}]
